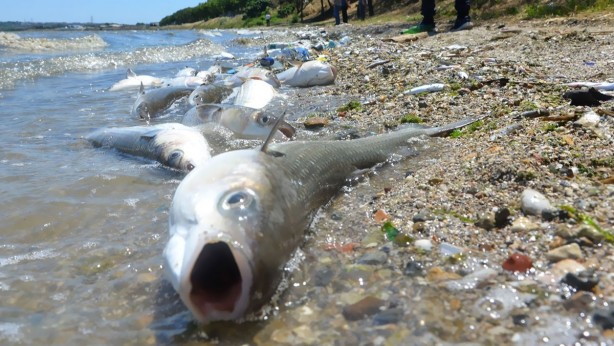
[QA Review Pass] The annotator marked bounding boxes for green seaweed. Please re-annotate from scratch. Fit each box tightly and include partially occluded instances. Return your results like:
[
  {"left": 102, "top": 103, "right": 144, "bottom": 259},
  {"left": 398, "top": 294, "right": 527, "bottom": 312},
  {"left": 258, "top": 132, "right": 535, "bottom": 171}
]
[
  {"left": 434, "top": 209, "right": 476, "bottom": 223},
  {"left": 559, "top": 205, "right": 614, "bottom": 244},
  {"left": 337, "top": 100, "right": 362, "bottom": 112},
  {"left": 399, "top": 114, "right": 423, "bottom": 124}
]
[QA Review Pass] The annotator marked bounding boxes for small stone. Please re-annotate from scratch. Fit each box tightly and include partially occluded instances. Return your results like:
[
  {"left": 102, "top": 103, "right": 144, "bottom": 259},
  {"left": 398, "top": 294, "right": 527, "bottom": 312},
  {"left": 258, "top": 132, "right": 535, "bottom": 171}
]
[
  {"left": 357, "top": 251, "right": 388, "bottom": 265},
  {"left": 475, "top": 214, "right": 496, "bottom": 231},
  {"left": 551, "top": 259, "right": 586, "bottom": 280},
  {"left": 593, "top": 309, "right": 614, "bottom": 330},
  {"left": 342, "top": 296, "right": 385, "bottom": 321},
  {"left": 372, "top": 308, "right": 404, "bottom": 325},
  {"left": 412, "top": 221, "right": 426, "bottom": 233},
  {"left": 427, "top": 267, "right": 462, "bottom": 282},
  {"left": 495, "top": 208, "right": 511, "bottom": 228},
  {"left": 577, "top": 226, "right": 605, "bottom": 243},
  {"left": 563, "top": 291, "right": 595, "bottom": 312},
  {"left": 403, "top": 260, "right": 426, "bottom": 277},
  {"left": 450, "top": 298, "right": 462, "bottom": 310},
  {"left": 412, "top": 212, "right": 434, "bottom": 222},
  {"left": 418, "top": 100, "right": 428, "bottom": 108},
  {"left": 546, "top": 243, "right": 583, "bottom": 262},
  {"left": 510, "top": 216, "right": 539, "bottom": 232},
  {"left": 502, "top": 253, "right": 533, "bottom": 272},
  {"left": 373, "top": 209, "right": 389, "bottom": 222},
  {"left": 549, "top": 236, "right": 566, "bottom": 249},
  {"left": 561, "top": 270, "right": 599, "bottom": 292},
  {"left": 415, "top": 239, "right": 433, "bottom": 252},
  {"left": 512, "top": 314, "right": 530, "bottom": 327},
  {"left": 314, "top": 266, "right": 335, "bottom": 287},
  {"left": 520, "top": 188, "right": 555, "bottom": 217},
  {"left": 574, "top": 110, "right": 601, "bottom": 127},
  {"left": 303, "top": 117, "right": 329, "bottom": 129}
]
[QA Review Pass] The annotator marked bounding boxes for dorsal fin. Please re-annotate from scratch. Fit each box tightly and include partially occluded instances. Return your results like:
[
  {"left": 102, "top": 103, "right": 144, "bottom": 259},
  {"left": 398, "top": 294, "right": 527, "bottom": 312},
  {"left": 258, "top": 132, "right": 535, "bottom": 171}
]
[
  {"left": 260, "top": 111, "right": 286, "bottom": 154},
  {"left": 139, "top": 81, "right": 145, "bottom": 94},
  {"left": 127, "top": 68, "right": 137, "bottom": 78}
]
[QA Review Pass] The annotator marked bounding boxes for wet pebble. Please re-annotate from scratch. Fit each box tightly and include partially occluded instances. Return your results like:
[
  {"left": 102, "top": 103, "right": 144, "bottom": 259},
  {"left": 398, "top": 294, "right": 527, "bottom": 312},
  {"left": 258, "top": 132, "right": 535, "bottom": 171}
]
[
  {"left": 314, "top": 266, "right": 335, "bottom": 287},
  {"left": 510, "top": 217, "right": 539, "bottom": 232},
  {"left": 561, "top": 270, "right": 599, "bottom": 292},
  {"left": 512, "top": 313, "right": 530, "bottom": 327},
  {"left": 427, "top": 267, "right": 462, "bottom": 282},
  {"left": 563, "top": 291, "right": 595, "bottom": 312},
  {"left": 475, "top": 213, "right": 496, "bottom": 231},
  {"left": 495, "top": 208, "right": 512, "bottom": 228},
  {"left": 414, "top": 238, "right": 433, "bottom": 252},
  {"left": 593, "top": 309, "right": 614, "bottom": 330},
  {"left": 303, "top": 117, "right": 329, "bottom": 129},
  {"left": 372, "top": 308, "right": 404, "bottom": 325},
  {"left": 342, "top": 296, "right": 385, "bottom": 321},
  {"left": 520, "top": 188, "right": 555, "bottom": 217},
  {"left": 403, "top": 260, "right": 426, "bottom": 277},
  {"left": 546, "top": 243, "right": 583, "bottom": 262},
  {"left": 412, "top": 212, "right": 434, "bottom": 222},
  {"left": 502, "top": 253, "right": 533, "bottom": 272},
  {"left": 357, "top": 251, "right": 388, "bottom": 265}
]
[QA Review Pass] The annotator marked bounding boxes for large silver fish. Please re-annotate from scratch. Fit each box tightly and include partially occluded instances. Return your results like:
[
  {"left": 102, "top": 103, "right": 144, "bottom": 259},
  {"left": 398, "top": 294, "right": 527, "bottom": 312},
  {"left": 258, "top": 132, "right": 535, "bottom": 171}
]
[
  {"left": 86, "top": 123, "right": 211, "bottom": 171},
  {"left": 131, "top": 84, "right": 192, "bottom": 120},
  {"left": 188, "top": 83, "right": 233, "bottom": 106},
  {"left": 182, "top": 104, "right": 295, "bottom": 139},
  {"left": 163, "top": 115, "right": 486, "bottom": 322}
]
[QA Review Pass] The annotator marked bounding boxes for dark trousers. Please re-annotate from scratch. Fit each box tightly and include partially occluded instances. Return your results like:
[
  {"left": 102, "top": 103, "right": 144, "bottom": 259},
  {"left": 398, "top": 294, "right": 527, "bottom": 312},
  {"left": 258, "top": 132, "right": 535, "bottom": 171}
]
[
  {"left": 421, "top": 0, "right": 470, "bottom": 23},
  {"left": 357, "top": 0, "right": 365, "bottom": 20},
  {"left": 334, "top": 4, "right": 348, "bottom": 24},
  {"left": 367, "top": 0, "right": 374, "bottom": 16}
]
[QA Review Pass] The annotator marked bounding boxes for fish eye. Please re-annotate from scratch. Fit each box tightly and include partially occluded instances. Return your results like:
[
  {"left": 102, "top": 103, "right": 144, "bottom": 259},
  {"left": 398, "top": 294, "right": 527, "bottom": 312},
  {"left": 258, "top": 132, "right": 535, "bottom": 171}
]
[
  {"left": 186, "top": 163, "right": 195, "bottom": 171},
  {"left": 257, "top": 113, "right": 272, "bottom": 125},
  {"left": 221, "top": 189, "right": 255, "bottom": 211},
  {"left": 169, "top": 151, "right": 183, "bottom": 161}
]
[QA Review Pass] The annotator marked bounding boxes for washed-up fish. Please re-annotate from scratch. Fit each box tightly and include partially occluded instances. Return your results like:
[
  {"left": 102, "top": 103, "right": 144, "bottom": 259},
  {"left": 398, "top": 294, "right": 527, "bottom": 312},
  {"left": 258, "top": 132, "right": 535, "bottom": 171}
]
[
  {"left": 163, "top": 114, "right": 486, "bottom": 322},
  {"left": 233, "top": 79, "right": 278, "bottom": 109},
  {"left": 276, "top": 60, "right": 337, "bottom": 87},
  {"left": 188, "top": 83, "right": 234, "bottom": 106},
  {"left": 566, "top": 81, "right": 614, "bottom": 91},
  {"left": 163, "top": 75, "right": 209, "bottom": 88},
  {"left": 131, "top": 84, "right": 192, "bottom": 120},
  {"left": 222, "top": 66, "right": 281, "bottom": 89},
  {"left": 182, "top": 103, "right": 295, "bottom": 139},
  {"left": 86, "top": 123, "right": 211, "bottom": 171},
  {"left": 109, "top": 68, "right": 163, "bottom": 91},
  {"left": 404, "top": 83, "right": 446, "bottom": 95},
  {"left": 176, "top": 66, "right": 197, "bottom": 77}
]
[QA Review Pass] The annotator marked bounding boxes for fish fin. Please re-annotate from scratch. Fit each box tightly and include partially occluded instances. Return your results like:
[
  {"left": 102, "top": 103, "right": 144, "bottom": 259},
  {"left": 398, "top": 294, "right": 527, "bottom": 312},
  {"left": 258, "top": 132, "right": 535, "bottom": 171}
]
[
  {"left": 261, "top": 111, "right": 287, "bottom": 154},
  {"left": 127, "top": 68, "right": 137, "bottom": 78},
  {"left": 196, "top": 104, "right": 224, "bottom": 123},
  {"left": 426, "top": 114, "right": 490, "bottom": 137},
  {"left": 139, "top": 82, "right": 145, "bottom": 94}
]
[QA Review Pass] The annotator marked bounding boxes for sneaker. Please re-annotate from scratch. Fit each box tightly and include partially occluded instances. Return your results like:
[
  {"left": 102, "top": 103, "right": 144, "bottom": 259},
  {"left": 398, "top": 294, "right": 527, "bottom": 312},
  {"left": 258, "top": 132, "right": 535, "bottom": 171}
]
[
  {"left": 401, "top": 23, "right": 435, "bottom": 35},
  {"left": 450, "top": 17, "right": 473, "bottom": 31}
]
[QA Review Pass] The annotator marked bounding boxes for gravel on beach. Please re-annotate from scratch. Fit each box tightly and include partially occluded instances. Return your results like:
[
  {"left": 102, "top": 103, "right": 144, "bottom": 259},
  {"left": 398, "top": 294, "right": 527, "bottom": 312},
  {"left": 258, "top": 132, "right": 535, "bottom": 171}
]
[{"left": 203, "top": 16, "right": 614, "bottom": 345}]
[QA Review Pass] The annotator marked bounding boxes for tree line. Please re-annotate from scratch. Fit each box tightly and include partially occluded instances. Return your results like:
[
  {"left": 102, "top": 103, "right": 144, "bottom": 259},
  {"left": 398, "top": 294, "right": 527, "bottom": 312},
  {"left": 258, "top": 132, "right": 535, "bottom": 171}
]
[{"left": 159, "top": 0, "right": 309, "bottom": 26}]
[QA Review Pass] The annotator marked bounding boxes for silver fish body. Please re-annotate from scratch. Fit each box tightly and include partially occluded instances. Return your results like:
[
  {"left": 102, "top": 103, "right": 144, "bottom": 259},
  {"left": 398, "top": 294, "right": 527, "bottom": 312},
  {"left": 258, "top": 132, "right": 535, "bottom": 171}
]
[
  {"left": 131, "top": 85, "right": 192, "bottom": 120},
  {"left": 164, "top": 116, "right": 485, "bottom": 322},
  {"left": 188, "top": 83, "right": 233, "bottom": 106},
  {"left": 86, "top": 123, "right": 211, "bottom": 171},
  {"left": 182, "top": 103, "right": 295, "bottom": 139}
]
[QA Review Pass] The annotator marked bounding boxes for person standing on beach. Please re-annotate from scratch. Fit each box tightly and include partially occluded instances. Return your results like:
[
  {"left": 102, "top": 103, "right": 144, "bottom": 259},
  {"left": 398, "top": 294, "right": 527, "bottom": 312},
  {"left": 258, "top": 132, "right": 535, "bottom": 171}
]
[
  {"left": 357, "top": 0, "right": 366, "bottom": 20},
  {"left": 401, "top": 0, "right": 473, "bottom": 34},
  {"left": 265, "top": 13, "right": 271, "bottom": 26},
  {"left": 334, "top": 0, "right": 349, "bottom": 25}
]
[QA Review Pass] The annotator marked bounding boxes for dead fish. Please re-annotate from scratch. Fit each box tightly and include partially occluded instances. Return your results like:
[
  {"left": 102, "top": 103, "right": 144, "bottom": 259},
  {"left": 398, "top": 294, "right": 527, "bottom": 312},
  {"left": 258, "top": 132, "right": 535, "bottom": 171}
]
[
  {"left": 188, "top": 83, "right": 234, "bottom": 106},
  {"left": 131, "top": 83, "right": 192, "bottom": 120},
  {"left": 86, "top": 123, "right": 211, "bottom": 171},
  {"left": 182, "top": 103, "right": 295, "bottom": 139},
  {"left": 163, "top": 114, "right": 487, "bottom": 323},
  {"left": 566, "top": 81, "right": 614, "bottom": 91},
  {"left": 276, "top": 60, "right": 337, "bottom": 87},
  {"left": 404, "top": 83, "right": 446, "bottom": 95},
  {"left": 109, "top": 68, "right": 163, "bottom": 91},
  {"left": 233, "top": 79, "right": 279, "bottom": 109}
]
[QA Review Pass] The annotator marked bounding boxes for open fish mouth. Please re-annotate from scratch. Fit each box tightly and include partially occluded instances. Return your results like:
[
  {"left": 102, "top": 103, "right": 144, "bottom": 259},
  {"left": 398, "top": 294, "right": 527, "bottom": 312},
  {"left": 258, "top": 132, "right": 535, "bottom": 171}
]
[
  {"left": 278, "top": 121, "right": 296, "bottom": 138},
  {"left": 189, "top": 242, "right": 244, "bottom": 317}
]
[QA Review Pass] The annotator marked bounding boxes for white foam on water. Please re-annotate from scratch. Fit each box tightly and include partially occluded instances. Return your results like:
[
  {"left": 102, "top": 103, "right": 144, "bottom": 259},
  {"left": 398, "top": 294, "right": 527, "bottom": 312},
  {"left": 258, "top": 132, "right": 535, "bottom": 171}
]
[{"left": 0, "top": 248, "right": 58, "bottom": 267}]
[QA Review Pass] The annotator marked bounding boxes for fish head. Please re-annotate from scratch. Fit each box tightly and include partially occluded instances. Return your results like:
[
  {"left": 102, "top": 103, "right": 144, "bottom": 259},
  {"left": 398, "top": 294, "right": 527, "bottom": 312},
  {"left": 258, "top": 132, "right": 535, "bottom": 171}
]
[
  {"left": 219, "top": 108, "right": 295, "bottom": 139},
  {"left": 164, "top": 149, "right": 295, "bottom": 322},
  {"left": 154, "top": 127, "right": 211, "bottom": 171}
]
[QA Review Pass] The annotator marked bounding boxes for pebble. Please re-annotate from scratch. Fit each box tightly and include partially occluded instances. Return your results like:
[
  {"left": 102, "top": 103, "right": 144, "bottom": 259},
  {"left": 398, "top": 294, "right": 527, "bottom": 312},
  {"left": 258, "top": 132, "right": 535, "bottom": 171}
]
[
  {"left": 427, "top": 267, "right": 462, "bottom": 282},
  {"left": 574, "top": 110, "right": 601, "bottom": 127},
  {"left": 475, "top": 214, "right": 496, "bottom": 231},
  {"left": 563, "top": 291, "right": 595, "bottom": 312},
  {"left": 577, "top": 226, "right": 605, "bottom": 243},
  {"left": 414, "top": 239, "right": 433, "bottom": 252},
  {"left": 314, "top": 266, "right": 335, "bottom": 287},
  {"left": 520, "top": 188, "right": 555, "bottom": 217},
  {"left": 372, "top": 308, "right": 404, "bottom": 325},
  {"left": 593, "top": 309, "right": 614, "bottom": 330},
  {"left": 403, "top": 260, "right": 426, "bottom": 277},
  {"left": 494, "top": 208, "right": 511, "bottom": 228},
  {"left": 546, "top": 243, "right": 583, "bottom": 262},
  {"left": 357, "top": 251, "right": 388, "bottom": 265},
  {"left": 303, "top": 116, "right": 329, "bottom": 129},
  {"left": 502, "top": 253, "right": 533, "bottom": 272},
  {"left": 510, "top": 217, "right": 539, "bottom": 232},
  {"left": 445, "top": 268, "right": 498, "bottom": 291},
  {"left": 551, "top": 259, "right": 586, "bottom": 280},
  {"left": 342, "top": 296, "right": 385, "bottom": 321},
  {"left": 561, "top": 270, "right": 599, "bottom": 292}
]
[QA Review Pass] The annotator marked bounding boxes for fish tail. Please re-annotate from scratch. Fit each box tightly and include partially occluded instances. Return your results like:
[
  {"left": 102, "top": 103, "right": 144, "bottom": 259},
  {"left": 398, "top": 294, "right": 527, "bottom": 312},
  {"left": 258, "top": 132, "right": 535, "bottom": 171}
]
[{"left": 425, "top": 114, "right": 489, "bottom": 137}]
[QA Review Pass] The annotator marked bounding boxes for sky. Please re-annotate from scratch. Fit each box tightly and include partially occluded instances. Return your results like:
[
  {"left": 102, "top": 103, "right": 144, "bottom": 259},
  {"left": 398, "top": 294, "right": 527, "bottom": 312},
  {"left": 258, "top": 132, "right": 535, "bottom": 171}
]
[{"left": 0, "top": 0, "right": 204, "bottom": 24}]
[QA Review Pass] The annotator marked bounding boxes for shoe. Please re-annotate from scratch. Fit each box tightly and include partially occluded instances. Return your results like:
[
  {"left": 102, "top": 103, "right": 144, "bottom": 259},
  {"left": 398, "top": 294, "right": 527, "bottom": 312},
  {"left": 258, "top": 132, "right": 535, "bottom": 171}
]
[
  {"left": 401, "top": 22, "right": 435, "bottom": 35},
  {"left": 451, "top": 17, "right": 473, "bottom": 31}
]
